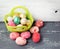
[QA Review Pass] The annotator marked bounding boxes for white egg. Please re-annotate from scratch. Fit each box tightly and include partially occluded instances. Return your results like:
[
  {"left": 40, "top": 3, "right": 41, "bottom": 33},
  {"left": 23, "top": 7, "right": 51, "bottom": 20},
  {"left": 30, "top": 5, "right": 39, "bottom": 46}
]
[
  {"left": 21, "top": 18, "right": 27, "bottom": 25},
  {"left": 7, "top": 16, "right": 13, "bottom": 21},
  {"left": 20, "top": 14, "right": 26, "bottom": 18},
  {"left": 17, "top": 24, "right": 23, "bottom": 26}
]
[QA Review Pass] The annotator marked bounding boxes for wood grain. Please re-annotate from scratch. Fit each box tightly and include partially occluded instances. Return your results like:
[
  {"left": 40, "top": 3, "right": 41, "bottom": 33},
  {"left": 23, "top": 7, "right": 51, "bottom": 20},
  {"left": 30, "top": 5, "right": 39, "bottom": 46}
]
[{"left": 0, "top": 22, "right": 60, "bottom": 49}]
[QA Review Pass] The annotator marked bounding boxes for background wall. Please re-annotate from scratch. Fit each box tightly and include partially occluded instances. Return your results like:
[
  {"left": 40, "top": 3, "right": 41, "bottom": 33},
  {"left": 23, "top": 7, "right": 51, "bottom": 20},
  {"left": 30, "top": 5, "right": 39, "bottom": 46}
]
[{"left": 0, "top": 0, "right": 60, "bottom": 21}]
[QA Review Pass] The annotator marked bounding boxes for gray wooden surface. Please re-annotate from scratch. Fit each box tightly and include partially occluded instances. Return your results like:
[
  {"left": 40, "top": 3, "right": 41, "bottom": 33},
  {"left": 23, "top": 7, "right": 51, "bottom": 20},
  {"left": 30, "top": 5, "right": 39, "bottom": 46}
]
[
  {"left": 0, "top": 22, "right": 60, "bottom": 49},
  {"left": 0, "top": 0, "right": 60, "bottom": 21}
]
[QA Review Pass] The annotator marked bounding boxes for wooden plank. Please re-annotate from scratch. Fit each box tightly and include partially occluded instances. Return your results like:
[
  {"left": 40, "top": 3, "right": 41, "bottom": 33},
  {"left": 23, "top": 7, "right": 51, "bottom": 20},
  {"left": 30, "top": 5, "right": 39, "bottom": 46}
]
[{"left": 0, "top": 22, "right": 60, "bottom": 49}]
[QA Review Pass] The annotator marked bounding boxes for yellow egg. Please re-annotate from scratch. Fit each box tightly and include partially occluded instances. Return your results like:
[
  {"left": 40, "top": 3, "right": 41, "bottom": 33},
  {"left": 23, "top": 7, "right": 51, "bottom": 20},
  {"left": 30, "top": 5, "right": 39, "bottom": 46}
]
[
  {"left": 20, "top": 14, "right": 26, "bottom": 18},
  {"left": 14, "top": 13, "right": 20, "bottom": 16},
  {"left": 26, "top": 20, "right": 31, "bottom": 25}
]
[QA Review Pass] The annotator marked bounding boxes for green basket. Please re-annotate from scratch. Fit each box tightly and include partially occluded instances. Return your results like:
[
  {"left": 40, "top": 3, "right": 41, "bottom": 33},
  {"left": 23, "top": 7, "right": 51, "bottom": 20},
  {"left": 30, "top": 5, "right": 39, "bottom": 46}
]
[{"left": 4, "top": 6, "right": 34, "bottom": 32}]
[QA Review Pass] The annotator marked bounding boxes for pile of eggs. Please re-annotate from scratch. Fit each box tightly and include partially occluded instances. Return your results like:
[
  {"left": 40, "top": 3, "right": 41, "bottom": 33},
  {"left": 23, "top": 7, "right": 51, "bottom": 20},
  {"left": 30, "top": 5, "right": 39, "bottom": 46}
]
[
  {"left": 9, "top": 19, "right": 44, "bottom": 46},
  {"left": 7, "top": 13, "right": 31, "bottom": 27}
]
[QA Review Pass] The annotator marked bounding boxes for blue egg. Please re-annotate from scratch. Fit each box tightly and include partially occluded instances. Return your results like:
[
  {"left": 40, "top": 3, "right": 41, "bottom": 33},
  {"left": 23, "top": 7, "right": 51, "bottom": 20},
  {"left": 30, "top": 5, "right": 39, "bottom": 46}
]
[{"left": 14, "top": 16, "right": 20, "bottom": 25}]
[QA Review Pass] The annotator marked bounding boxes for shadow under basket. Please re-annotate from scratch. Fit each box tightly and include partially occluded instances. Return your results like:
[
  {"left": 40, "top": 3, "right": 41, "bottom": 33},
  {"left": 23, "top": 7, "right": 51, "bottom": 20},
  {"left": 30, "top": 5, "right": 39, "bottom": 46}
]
[{"left": 4, "top": 6, "right": 34, "bottom": 32}]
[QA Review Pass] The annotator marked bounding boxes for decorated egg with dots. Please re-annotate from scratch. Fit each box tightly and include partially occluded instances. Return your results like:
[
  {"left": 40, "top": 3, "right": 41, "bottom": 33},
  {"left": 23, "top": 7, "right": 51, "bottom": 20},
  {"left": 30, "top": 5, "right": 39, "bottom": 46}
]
[
  {"left": 21, "top": 18, "right": 27, "bottom": 25},
  {"left": 7, "top": 16, "right": 13, "bottom": 21},
  {"left": 20, "top": 14, "right": 26, "bottom": 18},
  {"left": 8, "top": 20, "right": 15, "bottom": 26},
  {"left": 14, "top": 16, "right": 20, "bottom": 25}
]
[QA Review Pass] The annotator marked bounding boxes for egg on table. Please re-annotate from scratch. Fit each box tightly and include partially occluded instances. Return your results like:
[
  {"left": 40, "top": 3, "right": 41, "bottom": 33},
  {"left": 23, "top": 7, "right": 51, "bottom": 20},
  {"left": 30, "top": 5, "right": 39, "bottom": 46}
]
[
  {"left": 30, "top": 26, "right": 39, "bottom": 33},
  {"left": 35, "top": 20, "right": 44, "bottom": 28},
  {"left": 15, "top": 37, "right": 27, "bottom": 45},
  {"left": 32, "top": 32, "right": 40, "bottom": 43},
  {"left": 21, "top": 31, "right": 31, "bottom": 39},
  {"left": 9, "top": 32, "right": 20, "bottom": 40}
]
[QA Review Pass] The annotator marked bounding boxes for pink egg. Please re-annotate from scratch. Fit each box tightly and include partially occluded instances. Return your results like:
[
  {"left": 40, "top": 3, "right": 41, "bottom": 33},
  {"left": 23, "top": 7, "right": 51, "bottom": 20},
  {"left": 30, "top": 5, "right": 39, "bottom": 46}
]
[
  {"left": 8, "top": 20, "right": 15, "bottom": 26},
  {"left": 35, "top": 20, "right": 44, "bottom": 28},
  {"left": 21, "top": 31, "right": 31, "bottom": 39},
  {"left": 15, "top": 37, "right": 27, "bottom": 45},
  {"left": 9, "top": 32, "right": 20, "bottom": 40},
  {"left": 30, "top": 26, "right": 39, "bottom": 33}
]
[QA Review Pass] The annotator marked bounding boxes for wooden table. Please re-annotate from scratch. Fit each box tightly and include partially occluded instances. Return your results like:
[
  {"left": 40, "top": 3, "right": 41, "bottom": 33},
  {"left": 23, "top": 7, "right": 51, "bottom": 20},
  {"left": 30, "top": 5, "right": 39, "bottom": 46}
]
[{"left": 0, "top": 22, "right": 60, "bottom": 49}]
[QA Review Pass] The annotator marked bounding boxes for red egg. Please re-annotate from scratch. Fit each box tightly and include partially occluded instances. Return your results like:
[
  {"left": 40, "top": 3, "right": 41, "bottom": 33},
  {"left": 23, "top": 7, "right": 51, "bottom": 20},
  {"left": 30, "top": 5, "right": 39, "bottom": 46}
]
[
  {"left": 15, "top": 37, "right": 27, "bottom": 45},
  {"left": 21, "top": 31, "right": 31, "bottom": 39},
  {"left": 32, "top": 32, "right": 41, "bottom": 43},
  {"left": 8, "top": 20, "right": 15, "bottom": 26},
  {"left": 30, "top": 26, "right": 39, "bottom": 33},
  {"left": 9, "top": 32, "right": 20, "bottom": 40},
  {"left": 35, "top": 20, "right": 43, "bottom": 28}
]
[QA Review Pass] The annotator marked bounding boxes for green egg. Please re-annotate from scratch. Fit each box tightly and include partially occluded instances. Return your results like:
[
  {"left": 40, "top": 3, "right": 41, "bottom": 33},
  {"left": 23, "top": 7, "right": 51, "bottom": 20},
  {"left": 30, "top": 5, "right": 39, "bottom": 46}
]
[{"left": 14, "top": 16, "right": 20, "bottom": 25}]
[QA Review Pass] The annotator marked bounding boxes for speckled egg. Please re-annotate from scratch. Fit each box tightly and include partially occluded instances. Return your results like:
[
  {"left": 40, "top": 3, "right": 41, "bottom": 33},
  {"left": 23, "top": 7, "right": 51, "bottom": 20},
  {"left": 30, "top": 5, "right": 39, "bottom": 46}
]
[
  {"left": 21, "top": 18, "right": 27, "bottom": 25},
  {"left": 7, "top": 16, "right": 13, "bottom": 21},
  {"left": 20, "top": 14, "right": 26, "bottom": 18},
  {"left": 14, "top": 16, "right": 20, "bottom": 25},
  {"left": 15, "top": 37, "right": 27, "bottom": 45}
]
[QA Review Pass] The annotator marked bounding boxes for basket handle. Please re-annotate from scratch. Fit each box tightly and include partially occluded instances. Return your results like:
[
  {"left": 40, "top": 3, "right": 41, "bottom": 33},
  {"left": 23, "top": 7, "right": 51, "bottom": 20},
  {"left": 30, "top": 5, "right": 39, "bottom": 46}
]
[{"left": 10, "top": 6, "right": 29, "bottom": 15}]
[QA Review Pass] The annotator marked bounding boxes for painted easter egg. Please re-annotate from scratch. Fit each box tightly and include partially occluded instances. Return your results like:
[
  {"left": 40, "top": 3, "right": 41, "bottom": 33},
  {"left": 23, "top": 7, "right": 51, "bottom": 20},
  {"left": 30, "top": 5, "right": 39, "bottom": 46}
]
[
  {"left": 8, "top": 20, "right": 15, "bottom": 26},
  {"left": 20, "top": 14, "right": 26, "bottom": 18},
  {"left": 17, "top": 24, "right": 23, "bottom": 26},
  {"left": 21, "top": 31, "right": 31, "bottom": 39},
  {"left": 26, "top": 20, "right": 31, "bottom": 26},
  {"left": 15, "top": 37, "right": 27, "bottom": 45},
  {"left": 9, "top": 32, "right": 20, "bottom": 40},
  {"left": 32, "top": 32, "right": 41, "bottom": 43},
  {"left": 21, "top": 18, "right": 27, "bottom": 25},
  {"left": 30, "top": 26, "right": 39, "bottom": 33},
  {"left": 14, "top": 16, "right": 20, "bottom": 25},
  {"left": 35, "top": 20, "right": 44, "bottom": 28},
  {"left": 7, "top": 16, "right": 13, "bottom": 21}
]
